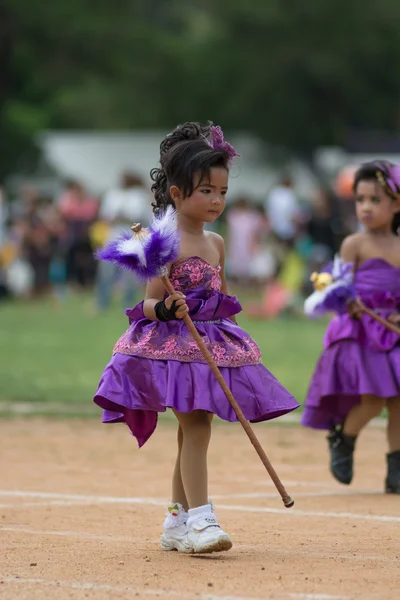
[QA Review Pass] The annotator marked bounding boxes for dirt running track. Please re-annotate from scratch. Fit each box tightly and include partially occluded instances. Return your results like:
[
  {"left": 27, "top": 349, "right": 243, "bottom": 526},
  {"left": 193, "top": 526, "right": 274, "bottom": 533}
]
[{"left": 0, "top": 418, "right": 399, "bottom": 600}]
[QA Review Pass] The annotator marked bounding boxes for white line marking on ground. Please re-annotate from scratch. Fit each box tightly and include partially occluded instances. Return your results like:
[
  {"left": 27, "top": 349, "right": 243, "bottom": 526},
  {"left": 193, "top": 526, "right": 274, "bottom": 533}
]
[
  {"left": 0, "top": 500, "right": 89, "bottom": 509},
  {"left": 288, "top": 595, "right": 349, "bottom": 600},
  {"left": 0, "top": 490, "right": 383, "bottom": 508},
  {"left": 1, "top": 577, "right": 349, "bottom": 600},
  {"left": 1, "top": 490, "right": 399, "bottom": 523},
  {"left": 0, "top": 526, "right": 146, "bottom": 543},
  {"left": 212, "top": 490, "right": 382, "bottom": 500},
  {"left": 254, "top": 480, "right": 348, "bottom": 489}
]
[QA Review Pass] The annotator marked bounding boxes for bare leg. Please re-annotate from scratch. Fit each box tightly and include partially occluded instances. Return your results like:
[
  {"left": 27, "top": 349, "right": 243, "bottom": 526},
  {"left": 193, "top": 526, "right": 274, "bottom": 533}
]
[
  {"left": 171, "top": 425, "right": 188, "bottom": 510},
  {"left": 343, "top": 394, "right": 385, "bottom": 437},
  {"left": 173, "top": 410, "right": 212, "bottom": 508},
  {"left": 387, "top": 396, "right": 400, "bottom": 453}
]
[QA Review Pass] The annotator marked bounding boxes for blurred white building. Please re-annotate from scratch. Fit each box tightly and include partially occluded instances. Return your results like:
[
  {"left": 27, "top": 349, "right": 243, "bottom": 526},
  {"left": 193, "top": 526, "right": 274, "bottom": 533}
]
[{"left": 31, "top": 130, "right": 318, "bottom": 202}]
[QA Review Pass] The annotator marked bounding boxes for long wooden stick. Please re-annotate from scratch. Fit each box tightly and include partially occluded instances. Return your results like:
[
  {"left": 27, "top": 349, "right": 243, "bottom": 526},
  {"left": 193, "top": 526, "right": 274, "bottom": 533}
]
[{"left": 161, "top": 274, "right": 294, "bottom": 508}]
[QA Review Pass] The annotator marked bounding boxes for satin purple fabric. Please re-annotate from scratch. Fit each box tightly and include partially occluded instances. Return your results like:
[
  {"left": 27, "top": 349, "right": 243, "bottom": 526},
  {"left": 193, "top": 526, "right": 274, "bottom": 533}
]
[
  {"left": 93, "top": 256, "right": 299, "bottom": 446},
  {"left": 302, "top": 259, "right": 400, "bottom": 430}
]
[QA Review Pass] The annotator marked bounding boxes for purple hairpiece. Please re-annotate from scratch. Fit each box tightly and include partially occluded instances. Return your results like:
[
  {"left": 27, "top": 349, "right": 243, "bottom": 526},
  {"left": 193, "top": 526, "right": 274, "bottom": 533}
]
[
  {"left": 206, "top": 125, "right": 240, "bottom": 164},
  {"left": 375, "top": 161, "right": 400, "bottom": 196},
  {"left": 96, "top": 206, "right": 180, "bottom": 282}
]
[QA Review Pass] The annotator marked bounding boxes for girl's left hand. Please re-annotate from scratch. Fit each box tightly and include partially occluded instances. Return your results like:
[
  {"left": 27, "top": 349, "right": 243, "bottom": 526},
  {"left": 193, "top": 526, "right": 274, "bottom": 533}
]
[{"left": 388, "top": 313, "right": 400, "bottom": 325}]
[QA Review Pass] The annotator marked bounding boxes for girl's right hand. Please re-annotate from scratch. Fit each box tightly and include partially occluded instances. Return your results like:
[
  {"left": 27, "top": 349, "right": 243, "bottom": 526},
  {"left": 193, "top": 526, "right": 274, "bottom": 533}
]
[
  {"left": 347, "top": 298, "right": 364, "bottom": 320},
  {"left": 165, "top": 292, "right": 189, "bottom": 319}
]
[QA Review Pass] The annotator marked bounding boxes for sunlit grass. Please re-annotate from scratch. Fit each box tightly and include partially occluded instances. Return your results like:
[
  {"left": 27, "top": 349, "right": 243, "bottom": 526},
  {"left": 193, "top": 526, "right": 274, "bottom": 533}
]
[{"left": 0, "top": 293, "right": 327, "bottom": 416}]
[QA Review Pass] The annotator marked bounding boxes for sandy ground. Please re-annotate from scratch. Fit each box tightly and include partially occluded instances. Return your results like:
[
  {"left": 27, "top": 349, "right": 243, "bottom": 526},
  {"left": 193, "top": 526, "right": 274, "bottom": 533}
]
[{"left": 0, "top": 418, "right": 399, "bottom": 600}]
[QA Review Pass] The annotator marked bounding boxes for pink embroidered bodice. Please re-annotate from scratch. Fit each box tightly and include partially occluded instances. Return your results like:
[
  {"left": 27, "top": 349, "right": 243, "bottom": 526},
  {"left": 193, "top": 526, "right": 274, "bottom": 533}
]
[
  {"left": 169, "top": 256, "right": 222, "bottom": 296},
  {"left": 112, "top": 256, "right": 262, "bottom": 367}
]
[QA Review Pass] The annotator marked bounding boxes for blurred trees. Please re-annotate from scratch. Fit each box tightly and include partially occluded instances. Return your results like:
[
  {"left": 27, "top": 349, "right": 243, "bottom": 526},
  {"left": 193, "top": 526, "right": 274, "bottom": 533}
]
[{"left": 2, "top": 0, "right": 400, "bottom": 178}]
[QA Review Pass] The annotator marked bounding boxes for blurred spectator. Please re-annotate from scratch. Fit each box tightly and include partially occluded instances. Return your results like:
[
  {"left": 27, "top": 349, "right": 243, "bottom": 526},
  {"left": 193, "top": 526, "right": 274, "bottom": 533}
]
[
  {"left": 247, "top": 205, "right": 276, "bottom": 285},
  {"left": 19, "top": 187, "right": 53, "bottom": 297},
  {"left": 264, "top": 175, "right": 300, "bottom": 244},
  {"left": 226, "top": 197, "right": 263, "bottom": 286},
  {"left": 44, "top": 204, "right": 69, "bottom": 302},
  {"left": 0, "top": 188, "right": 10, "bottom": 300},
  {"left": 307, "top": 187, "right": 338, "bottom": 263},
  {"left": 0, "top": 187, "right": 8, "bottom": 246},
  {"left": 96, "top": 171, "right": 151, "bottom": 311},
  {"left": 58, "top": 180, "right": 99, "bottom": 290}
]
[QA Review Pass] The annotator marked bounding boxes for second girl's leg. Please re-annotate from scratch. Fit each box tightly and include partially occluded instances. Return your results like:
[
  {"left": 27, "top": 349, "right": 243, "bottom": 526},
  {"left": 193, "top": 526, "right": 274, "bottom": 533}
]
[
  {"left": 385, "top": 396, "right": 400, "bottom": 494},
  {"left": 329, "top": 394, "right": 385, "bottom": 485}
]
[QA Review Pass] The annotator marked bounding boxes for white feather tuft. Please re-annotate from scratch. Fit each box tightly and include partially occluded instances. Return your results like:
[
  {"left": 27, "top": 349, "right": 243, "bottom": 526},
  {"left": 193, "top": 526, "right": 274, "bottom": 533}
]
[
  {"left": 152, "top": 206, "right": 177, "bottom": 235},
  {"left": 117, "top": 236, "right": 147, "bottom": 266},
  {"left": 304, "top": 279, "right": 349, "bottom": 316},
  {"left": 332, "top": 254, "right": 353, "bottom": 283}
]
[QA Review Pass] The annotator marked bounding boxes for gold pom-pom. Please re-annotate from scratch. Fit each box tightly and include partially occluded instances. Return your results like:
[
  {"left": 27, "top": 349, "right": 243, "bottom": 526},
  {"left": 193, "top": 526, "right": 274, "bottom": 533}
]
[{"left": 310, "top": 272, "right": 333, "bottom": 291}]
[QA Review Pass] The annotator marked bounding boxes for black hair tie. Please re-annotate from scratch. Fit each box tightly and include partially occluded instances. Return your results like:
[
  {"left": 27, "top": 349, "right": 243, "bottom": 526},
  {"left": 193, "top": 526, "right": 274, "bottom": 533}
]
[{"left": 154, "top": 300, "right": 179, "bottom": 322}]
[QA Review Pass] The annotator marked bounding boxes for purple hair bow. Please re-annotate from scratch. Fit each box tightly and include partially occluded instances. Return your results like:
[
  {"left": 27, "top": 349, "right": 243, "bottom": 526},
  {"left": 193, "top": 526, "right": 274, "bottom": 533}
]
[
  {"left": 206, "top": 125, "right": 240, "bottom": 164},
  {"left": 375, "top": 161, "right": 400, "bottom": 196}
]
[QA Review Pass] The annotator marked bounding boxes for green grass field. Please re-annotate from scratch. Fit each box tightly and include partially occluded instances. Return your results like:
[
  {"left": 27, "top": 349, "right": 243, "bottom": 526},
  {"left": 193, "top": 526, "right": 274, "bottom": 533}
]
[{"left": 0, "top": 294, "right": 327, "bottom": 417}]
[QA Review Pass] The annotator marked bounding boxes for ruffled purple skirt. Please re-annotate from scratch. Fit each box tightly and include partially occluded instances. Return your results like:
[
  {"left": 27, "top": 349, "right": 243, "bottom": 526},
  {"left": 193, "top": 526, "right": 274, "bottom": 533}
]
[
  {"left": 302, "top": 310, "right": 400, "bottom": 430},
  {"left": 94, "top": 292, "right": 299, "bottom": 446}
]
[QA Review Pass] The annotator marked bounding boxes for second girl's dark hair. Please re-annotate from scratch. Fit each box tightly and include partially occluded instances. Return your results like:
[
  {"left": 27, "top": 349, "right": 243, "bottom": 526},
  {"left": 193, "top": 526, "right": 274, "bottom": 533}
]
[{"left": 353, "top": 160, "right": 400, "bottom": 235}]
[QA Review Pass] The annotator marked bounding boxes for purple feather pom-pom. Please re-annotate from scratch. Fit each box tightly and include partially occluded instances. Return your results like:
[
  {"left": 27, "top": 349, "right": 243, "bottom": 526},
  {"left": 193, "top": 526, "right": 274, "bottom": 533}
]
[
  {"left": 315, "top": 283, "right": 355, "bottom": 315},
  {"left": 96, "top": 206, "right": 180, "bottom": 282},
  {"left": 304, "top": 257, "right": 355, "bottom": 317}
]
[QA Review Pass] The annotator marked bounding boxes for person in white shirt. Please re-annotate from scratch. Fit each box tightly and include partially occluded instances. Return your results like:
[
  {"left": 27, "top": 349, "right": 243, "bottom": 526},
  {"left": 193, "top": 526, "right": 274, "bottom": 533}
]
[
  {"left": 96, "top": 172, "right": 152, "bottom": 311},
  {"left": 264, "top": 175, "right": 299, "bottom": 243}
]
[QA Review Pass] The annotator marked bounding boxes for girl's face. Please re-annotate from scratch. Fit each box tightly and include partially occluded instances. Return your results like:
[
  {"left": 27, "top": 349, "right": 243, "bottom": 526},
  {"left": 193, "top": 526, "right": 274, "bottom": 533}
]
[
  {"left": 354, "top": 179, "right": 399, "bottom": 232},
  {"left": 171, "top": 167, "right": 228, "bottom": 223}
]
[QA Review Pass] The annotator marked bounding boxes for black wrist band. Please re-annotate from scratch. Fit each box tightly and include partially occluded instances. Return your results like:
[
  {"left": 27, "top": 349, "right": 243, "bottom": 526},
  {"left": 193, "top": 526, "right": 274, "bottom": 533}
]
[{"left": 154, "top": 300, "right": 178, "bottom": 322}]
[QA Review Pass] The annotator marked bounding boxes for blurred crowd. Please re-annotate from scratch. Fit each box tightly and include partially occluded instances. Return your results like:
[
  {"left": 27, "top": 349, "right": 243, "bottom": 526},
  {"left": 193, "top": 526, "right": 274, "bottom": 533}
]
[
  {"left": 0, "top": 172, "right": 152, "bottom": 309},
  {"left": 0, "top": 171, "right": 357, "bottom": 318},
  {"left": 223, "top": 175, "right": 357, "bottom": 318}
]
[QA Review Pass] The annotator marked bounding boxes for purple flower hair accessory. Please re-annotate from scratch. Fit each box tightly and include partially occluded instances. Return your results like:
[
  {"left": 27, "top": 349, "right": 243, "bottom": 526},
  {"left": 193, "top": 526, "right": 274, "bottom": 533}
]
[
  {"left": 375, "top": 161, "right": 400, "bottom": 197},
  {"left": 206, "top": 125, "right": 240, "bottom": 164},
  {"left": 96, "top": 206, "right": 180, "bottom": 282}
]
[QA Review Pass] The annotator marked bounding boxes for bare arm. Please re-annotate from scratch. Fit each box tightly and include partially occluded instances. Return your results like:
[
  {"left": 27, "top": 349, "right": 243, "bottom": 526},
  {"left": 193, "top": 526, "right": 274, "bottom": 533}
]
[
  {"left": 212, "top": 233, "right": 237, "bottom": 324},
  {"left": 340, "top": 234, "right": 362, "bottom": 319},
  {"left": 339, "top": 233, "right": 360, "bottom": 264}
]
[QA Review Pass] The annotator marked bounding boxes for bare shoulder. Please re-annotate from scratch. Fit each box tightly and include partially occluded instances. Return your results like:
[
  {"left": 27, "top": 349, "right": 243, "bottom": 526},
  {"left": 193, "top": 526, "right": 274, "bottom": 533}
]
[
  {"left": 340, "top": 232, "right": 365, "bottom": 262},
  {"left": 206, "top": 230, "right": 224, "bottom": 245},
  {"left": 206, "top": 231, "right": 225, "bottom": 251}
]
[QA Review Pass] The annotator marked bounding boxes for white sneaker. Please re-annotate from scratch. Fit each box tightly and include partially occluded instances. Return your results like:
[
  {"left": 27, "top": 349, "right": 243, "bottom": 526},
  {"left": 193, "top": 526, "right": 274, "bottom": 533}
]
[
  {"left": 186, "top": 504, "right": 232, "bottom": 554},
  {"left": 160, "top": 503, "right": 192, "bottom": 553}
]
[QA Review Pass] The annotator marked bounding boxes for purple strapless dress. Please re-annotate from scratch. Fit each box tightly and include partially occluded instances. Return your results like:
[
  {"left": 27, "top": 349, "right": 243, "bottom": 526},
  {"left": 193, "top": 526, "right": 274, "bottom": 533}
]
[
  {"left": 302, "top": 258, "right": 400, "bottom": 430},
  {"left": 94, "top": 256, "right": 299, "bottom": 446}
]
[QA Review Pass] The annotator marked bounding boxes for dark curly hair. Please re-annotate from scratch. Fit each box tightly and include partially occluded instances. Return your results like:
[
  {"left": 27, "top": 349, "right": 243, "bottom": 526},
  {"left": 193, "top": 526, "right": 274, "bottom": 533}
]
[
  {"left": 150, "top": 122, "right": 230, "bottom": 216},
  {"left": 353, "top": 160, "right": 400, "bottom": 235}
]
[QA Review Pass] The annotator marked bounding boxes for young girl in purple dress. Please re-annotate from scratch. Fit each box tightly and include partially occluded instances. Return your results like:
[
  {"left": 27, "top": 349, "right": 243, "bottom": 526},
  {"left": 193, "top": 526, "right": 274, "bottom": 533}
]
[
  {"left": 93, "top": 122, "right": 299, "bottom": 554},
  {"left": 302, "top": 161, "right": 400, "bottom": 493}
]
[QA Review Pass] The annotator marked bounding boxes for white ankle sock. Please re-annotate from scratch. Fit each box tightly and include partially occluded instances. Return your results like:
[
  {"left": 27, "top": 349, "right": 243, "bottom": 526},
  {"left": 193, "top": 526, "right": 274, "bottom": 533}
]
[
  {"left": 187, "top": 503, "right": 217, "bottom": 528},
  {"left": 163, "top": 502, "right": 188, "bottom": 530}
]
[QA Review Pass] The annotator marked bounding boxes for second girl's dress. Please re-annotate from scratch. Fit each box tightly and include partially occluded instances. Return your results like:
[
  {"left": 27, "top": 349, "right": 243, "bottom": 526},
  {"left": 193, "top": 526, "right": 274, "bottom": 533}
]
[
  {"left": 94, "top": 256, "right": 299, "bottom": 446},
  {"left": 302, "top": 258, "right": 400, "bottom": 430}
]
